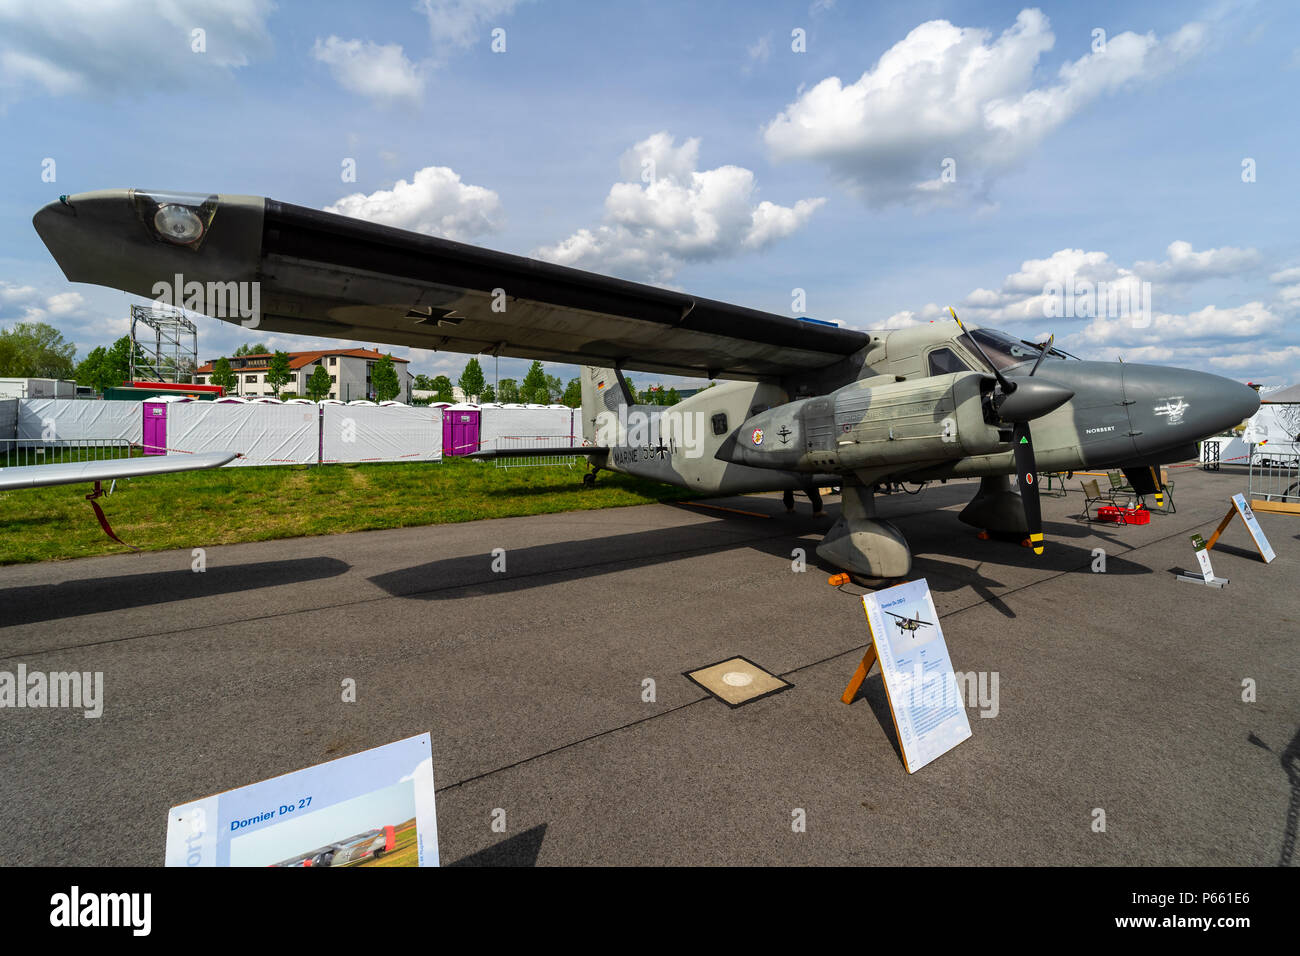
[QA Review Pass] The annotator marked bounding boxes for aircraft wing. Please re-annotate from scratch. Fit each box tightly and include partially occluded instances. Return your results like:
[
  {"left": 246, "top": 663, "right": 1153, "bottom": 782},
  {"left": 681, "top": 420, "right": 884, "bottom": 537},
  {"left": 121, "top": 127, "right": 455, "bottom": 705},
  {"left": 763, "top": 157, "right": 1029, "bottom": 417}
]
[
  {"left": 0, "top": 451, "right": 238, "bottom": 491},
  {"left": 33, "top": 189, "right": 871, "bottom": 381}
]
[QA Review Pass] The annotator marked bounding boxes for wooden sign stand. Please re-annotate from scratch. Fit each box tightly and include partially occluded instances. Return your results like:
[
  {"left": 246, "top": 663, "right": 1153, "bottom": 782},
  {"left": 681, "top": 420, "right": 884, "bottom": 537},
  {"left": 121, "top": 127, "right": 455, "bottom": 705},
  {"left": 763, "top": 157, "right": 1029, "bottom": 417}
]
[
  {"left": 1204, "top": 506, "right": 1238, "bottom": 552},
  {"left": 1204, "top": 494, "right": 1276, "bottom": 564},
  {"left": 840, "top": 644, "right": 878, "bottom": 704}
]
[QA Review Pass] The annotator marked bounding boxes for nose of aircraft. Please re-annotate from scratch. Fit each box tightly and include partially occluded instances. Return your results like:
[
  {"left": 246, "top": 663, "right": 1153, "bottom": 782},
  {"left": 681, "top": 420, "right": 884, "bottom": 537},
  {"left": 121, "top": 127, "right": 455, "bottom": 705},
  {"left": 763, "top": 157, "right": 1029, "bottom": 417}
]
[{"left": 1122, "top": 364, "right": 1260, "bottom": 451}]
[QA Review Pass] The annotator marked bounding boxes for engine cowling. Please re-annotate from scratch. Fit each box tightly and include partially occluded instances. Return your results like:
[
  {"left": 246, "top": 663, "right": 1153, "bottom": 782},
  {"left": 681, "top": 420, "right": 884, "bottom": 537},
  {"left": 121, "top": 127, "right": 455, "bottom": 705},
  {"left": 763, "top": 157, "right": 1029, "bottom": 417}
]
[{"left": 720, "top": 371, "right": 1002, "bottom": 473}]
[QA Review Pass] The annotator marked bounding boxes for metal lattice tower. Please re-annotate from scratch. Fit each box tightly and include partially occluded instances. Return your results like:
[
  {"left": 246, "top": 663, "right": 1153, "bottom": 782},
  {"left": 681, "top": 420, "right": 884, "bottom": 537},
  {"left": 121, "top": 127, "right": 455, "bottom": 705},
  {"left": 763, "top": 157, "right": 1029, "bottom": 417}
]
[{"left": 129, "top": 305, "right": 198, "bottom": 383}]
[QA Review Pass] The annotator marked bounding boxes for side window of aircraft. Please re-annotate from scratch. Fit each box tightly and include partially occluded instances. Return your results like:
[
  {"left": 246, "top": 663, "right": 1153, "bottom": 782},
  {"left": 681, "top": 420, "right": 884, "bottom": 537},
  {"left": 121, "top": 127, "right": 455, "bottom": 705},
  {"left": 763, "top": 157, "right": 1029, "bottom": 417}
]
[
  {"left": 712, "top": 412, "right": 729, "bottom": 436},
  {"left": 927, "top": 348, "right": 970, "bottom": 377}
]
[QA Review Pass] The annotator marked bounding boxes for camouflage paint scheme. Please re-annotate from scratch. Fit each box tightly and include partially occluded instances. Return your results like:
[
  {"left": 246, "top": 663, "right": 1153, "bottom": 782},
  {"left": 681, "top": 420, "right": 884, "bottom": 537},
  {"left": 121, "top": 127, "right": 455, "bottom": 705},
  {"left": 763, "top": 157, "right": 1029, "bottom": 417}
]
[{"left": 33, "top": 189, "right": 1260, "bottom": 580}]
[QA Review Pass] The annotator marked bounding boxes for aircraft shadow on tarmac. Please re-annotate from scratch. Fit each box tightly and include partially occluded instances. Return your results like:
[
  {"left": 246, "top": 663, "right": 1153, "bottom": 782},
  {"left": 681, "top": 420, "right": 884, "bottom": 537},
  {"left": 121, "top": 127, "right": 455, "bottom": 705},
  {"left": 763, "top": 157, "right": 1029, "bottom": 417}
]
[
  {"left": 369, "top": 518, "right": 805, "bottom": 600},
  {"left": 369, "top": 503, "right": 1153, "bottom": 603},
  {"left": 447, "top": 823, "right": 547, "bottom": 867},
  {"left": 0, "top": 557, "right": 350, "bottom": 627},
  {"left": 1247, "top": 728, "right": 1300, "bottom": 868}
]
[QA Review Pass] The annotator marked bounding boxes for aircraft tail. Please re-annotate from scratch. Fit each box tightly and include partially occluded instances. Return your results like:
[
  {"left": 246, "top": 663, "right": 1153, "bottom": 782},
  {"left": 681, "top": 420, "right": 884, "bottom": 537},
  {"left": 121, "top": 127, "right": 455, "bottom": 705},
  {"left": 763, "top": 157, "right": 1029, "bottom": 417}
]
[{"left": 581, "top": 365, "right": 628, "bottom": 444}]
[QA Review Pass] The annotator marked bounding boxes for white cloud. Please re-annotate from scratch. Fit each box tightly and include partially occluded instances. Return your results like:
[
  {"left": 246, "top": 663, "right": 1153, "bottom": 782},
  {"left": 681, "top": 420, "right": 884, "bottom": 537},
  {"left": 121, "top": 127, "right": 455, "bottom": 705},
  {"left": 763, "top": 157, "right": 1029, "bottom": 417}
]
[
  {"left": 0, "top": 282, "right": 85, "bottom": 322},
  {"left": 325, "top": 165, "right": 503, "bottom": 241},
  {"left": 417, "top": 0, "right": 523, "bottom": 60},
  {"left": 1134, "top": 240, "right": 1260, "bottom": 283},
  {"left": 535, "top": 132, "right": 825, "bottom": 284},
  {"left": 876, "top": 239, "right": 1291, "bottom": 378},
  {"left": 315, "top": 2, "right": 526, "bottom": 102},
  {"left": 312, "top": 37, "right": 426, "bottom": 105},
  {"left": 745, "top": 34, "right": 772, "bottom": 71},
  {"left": 0, "top": 0, "right": 274, "bottom": 104},
  {"left": 1079, "top": 301, "right": 1281, "bottom": 349},
  {"left": 762, "top": 8, "right": 1205, "bottom": 205}
]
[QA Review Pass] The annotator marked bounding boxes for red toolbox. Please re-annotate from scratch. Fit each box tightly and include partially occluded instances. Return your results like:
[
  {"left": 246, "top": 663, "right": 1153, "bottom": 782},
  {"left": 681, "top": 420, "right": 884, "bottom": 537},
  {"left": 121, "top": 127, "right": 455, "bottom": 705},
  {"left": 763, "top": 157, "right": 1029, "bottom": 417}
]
[{"left": 1096, "top": 506, "right": 1150, "bottom": 525}]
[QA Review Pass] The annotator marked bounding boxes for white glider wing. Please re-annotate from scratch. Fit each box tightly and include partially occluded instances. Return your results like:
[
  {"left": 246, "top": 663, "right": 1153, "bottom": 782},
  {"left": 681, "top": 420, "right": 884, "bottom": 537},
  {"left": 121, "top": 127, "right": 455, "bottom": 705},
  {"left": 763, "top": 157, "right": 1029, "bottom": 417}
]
[{"left": 0, "top": 451, "right": 238, "bottom": 491}]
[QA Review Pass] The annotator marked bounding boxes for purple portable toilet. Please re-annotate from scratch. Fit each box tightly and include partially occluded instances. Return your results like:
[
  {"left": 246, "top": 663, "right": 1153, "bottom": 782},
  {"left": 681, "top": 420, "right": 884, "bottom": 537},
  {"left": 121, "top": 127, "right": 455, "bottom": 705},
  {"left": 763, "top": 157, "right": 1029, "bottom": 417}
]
[
  {"left": 141, "top": 396, "right": 192, "bottom": 455},
  {"left": 443, "top": 403, "right": 480, "bottom": 455}
]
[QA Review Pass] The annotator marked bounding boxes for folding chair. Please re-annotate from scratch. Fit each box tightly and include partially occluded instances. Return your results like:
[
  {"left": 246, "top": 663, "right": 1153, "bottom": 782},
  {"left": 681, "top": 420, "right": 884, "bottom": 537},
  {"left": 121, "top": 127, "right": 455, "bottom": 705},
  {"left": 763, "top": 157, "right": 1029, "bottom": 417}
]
[
  {"left": 1107, "top": 471, "right": 1137, "bottom": 508},
  {"left": 1152, "top": 466, "right": 1176, "bottom": 513},
  {"left": 1080, "top": 478, "right": 1108, "bottom": 521}
]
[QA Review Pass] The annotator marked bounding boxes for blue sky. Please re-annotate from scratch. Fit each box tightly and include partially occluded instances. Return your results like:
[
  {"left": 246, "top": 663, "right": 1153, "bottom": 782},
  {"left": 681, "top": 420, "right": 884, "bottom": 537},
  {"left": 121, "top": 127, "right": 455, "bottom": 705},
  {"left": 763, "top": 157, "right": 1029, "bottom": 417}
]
[{"left": 1, "top": 0, "right": 1297, "bottom": 389}]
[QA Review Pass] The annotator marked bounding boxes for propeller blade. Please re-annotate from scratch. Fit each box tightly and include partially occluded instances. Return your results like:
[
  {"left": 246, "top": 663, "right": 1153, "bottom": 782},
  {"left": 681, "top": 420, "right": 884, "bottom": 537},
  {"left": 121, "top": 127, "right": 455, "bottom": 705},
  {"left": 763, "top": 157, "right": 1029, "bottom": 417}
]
[
  {"left": 1028, "top": 333, "right": 1054, "bottom": 377},
  {"left": 1012, "top": 421, "right": 1044, "bottom": 555},
  {"left": 949, "top": 306, "right": 1015, "bottom": 395}
]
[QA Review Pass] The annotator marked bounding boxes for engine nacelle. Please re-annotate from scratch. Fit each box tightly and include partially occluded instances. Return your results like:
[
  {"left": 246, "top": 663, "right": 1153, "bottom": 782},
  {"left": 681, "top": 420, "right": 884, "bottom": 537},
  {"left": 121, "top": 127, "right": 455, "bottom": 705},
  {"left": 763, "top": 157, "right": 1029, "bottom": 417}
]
[{"left": 721, "top": 371, "right": 1001, "bottom": 473}]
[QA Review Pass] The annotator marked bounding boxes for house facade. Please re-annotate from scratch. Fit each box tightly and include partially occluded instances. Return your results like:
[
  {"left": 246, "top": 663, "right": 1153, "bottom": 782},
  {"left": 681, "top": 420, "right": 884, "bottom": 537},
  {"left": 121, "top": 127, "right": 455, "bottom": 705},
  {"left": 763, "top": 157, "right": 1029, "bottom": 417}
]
[{"left": 194, "top": 349, "right": 412, "bottom": 401}]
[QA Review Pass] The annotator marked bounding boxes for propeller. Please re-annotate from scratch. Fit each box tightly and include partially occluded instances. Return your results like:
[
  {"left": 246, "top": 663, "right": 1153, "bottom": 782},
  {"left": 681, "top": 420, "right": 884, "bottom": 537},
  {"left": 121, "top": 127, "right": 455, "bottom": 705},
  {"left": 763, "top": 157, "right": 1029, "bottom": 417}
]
[{"left": 950, "top": 308, "right": 1072, "bottom": 556}]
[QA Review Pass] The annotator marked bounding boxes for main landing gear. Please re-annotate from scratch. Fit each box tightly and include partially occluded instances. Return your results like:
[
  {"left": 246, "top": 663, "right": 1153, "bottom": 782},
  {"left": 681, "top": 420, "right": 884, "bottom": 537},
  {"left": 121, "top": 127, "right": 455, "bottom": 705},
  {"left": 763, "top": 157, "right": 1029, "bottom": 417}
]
[{"left": 816, "top": 484, "right": 912, "bottom": 583}]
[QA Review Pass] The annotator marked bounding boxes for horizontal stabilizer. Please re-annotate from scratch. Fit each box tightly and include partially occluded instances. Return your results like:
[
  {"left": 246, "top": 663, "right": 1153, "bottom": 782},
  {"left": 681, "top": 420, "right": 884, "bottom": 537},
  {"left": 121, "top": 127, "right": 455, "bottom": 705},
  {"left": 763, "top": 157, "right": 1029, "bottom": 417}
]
[{"left": 468, "top": 446, "right": 608, "bottom": 460}]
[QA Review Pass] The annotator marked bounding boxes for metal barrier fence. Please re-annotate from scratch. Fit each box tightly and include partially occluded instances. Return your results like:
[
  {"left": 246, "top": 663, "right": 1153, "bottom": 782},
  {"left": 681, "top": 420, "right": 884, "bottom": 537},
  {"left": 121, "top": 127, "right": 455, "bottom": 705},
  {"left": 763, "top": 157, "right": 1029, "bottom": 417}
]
[
  {"left": 0, "top": 438, "right": 136, "bottom": 469},
  {"left": 489, "top": 435, "right": 586, "bottom": 469},
  {"left": 1250, "top": 450, "right": 1300, "bottom": 505}
]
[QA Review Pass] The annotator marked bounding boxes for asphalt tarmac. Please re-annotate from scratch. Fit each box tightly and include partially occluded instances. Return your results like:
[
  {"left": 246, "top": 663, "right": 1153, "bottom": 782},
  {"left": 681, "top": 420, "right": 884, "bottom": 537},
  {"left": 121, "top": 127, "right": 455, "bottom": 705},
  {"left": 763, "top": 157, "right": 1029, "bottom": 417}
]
[{"left": 1, "top": 466, "right": 1296, "bottom": 866}]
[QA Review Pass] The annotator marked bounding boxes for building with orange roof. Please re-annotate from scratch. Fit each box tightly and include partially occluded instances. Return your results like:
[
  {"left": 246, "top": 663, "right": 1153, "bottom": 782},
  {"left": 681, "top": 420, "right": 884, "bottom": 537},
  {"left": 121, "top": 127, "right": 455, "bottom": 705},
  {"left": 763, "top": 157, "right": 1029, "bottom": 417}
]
[{"left": 194, "top": 348, "right": 411, "bottom": 401}]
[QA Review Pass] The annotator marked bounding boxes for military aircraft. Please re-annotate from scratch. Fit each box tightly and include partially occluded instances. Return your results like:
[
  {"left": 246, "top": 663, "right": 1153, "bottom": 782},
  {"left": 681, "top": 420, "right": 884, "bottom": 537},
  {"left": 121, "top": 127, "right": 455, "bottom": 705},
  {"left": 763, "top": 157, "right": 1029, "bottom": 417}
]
[
  {"left": 884, "top": 611, "right": 933, "bottom": 635},
  {"left": 32, "top": 188, "right": 1260, "bottom": 580},
  {"left": 268, "top": 825, "right": 397, "bottom": 868}
]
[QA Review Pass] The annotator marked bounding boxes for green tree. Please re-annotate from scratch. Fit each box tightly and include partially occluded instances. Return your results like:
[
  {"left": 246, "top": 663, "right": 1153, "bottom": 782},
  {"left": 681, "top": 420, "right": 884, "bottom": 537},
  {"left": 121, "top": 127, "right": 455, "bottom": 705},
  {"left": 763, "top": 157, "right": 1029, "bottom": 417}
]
[
  {"left": 623, "top": 377, "right": 635, "bottom": 403},
  {"left": 458, "top": 357, "right": 486, "bottom": 402},
  {"left": 561, "top": 377, "right": 582, "bottom": 407},
  {"left": 372, "top": 354, "right": 400, "bottom": 402},
  {"left": 234, "top": 343, "right": 269, "bottom": 356},
  {"left": 266, "top": 351, "right": 293, "bottom": 395},
  {"left": 497, "top": 378, "right": 519, "bottom": 403},
  {"left": 665, "top": 387, "right": 681, "bottom": 405},
  {"left": 0, "top": 321, "right": 77, "bottom": 378},
  {"left": 480, "top": 382, "right": 496, "bottom": 403},
  {"left": 430, "top": 374, "right": 455, "bottom": 403},
  {"left": 306, "top": 364, "right": 332, "bottom": 401},
  {"left": 75, "top": 341, "right": 137, "bottom": 393},
  {"left": 520, "top": 360, "right": 550, "bottom": 403},
  {"left": 413, "top": 373, "right": 434, "bottom": 391},
  {"left": 210, "top": 356, "right": 237, "bottom": 393}
]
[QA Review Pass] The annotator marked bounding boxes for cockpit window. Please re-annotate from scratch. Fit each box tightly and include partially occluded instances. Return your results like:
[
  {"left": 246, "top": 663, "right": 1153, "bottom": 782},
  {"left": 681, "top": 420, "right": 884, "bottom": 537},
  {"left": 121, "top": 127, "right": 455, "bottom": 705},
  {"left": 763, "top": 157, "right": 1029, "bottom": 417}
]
[
  {"left": 927, "top": 347, "right": 971, "bottom": 376},
  {"left": 956, "top": 329, "right": 1078, "bottom": 371}
]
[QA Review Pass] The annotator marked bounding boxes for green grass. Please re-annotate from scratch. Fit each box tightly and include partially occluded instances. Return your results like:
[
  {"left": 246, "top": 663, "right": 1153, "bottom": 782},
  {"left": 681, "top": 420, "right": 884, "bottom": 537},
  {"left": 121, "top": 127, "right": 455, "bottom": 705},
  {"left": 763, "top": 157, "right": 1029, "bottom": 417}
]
[{"left": 0, "top": 458, "right": 701, "bottom": 565}]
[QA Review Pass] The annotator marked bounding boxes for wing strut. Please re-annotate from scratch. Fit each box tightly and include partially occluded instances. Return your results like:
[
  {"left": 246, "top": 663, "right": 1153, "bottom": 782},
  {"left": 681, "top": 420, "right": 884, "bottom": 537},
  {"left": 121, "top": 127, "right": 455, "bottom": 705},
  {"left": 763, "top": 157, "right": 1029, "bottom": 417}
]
[{"left": 86, "top": 481, "right": 140, "bottom": 553}]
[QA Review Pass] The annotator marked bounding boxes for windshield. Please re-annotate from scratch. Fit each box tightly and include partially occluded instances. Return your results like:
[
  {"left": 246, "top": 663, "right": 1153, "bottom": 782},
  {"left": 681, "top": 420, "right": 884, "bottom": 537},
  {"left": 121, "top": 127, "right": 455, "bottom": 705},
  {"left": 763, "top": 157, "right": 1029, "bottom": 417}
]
[{"left": 957, "top": 328, "right": 1078, "bottom": 371}]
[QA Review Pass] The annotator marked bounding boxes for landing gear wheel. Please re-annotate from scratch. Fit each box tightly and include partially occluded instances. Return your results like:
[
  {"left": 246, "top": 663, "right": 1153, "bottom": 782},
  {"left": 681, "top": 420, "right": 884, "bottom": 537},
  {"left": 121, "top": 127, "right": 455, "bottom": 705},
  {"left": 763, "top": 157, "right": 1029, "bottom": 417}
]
[
  {"left": 849, "top": 573, "right": 901, "bottom": 590},
  {"left": 582, "top": 472, "right": 596, "bottom": 487}
]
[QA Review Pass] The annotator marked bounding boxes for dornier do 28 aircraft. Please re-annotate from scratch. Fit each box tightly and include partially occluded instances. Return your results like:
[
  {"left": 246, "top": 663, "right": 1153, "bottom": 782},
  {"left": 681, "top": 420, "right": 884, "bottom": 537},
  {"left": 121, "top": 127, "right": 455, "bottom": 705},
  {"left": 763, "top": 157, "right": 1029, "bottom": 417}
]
[{"left": 31, "top": 189, "right": 1260, "bottom": 581}]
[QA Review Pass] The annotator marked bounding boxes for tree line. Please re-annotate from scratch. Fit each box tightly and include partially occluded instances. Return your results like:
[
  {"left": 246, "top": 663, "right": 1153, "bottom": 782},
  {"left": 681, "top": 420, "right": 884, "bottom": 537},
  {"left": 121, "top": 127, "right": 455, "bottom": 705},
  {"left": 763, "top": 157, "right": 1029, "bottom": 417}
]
[{"left": 411, "top": 357, "right": 683, "bottom": 407}]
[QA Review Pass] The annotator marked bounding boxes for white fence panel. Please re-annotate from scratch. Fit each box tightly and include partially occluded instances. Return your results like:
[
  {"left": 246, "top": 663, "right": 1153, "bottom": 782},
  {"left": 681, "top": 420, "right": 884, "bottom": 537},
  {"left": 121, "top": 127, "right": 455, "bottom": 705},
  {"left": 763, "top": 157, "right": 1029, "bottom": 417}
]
[
  {"left": 17, "top": 399, "right": 142, "bottom": 443},
  {"left": 479, "top": 405, "right": 575, "bottom": 451},
  {"left": 165, "top": 402, "right": 319, "bottom": 466},
  {"left": 321, "top": 404, "right": 442, "bottom": 463}
]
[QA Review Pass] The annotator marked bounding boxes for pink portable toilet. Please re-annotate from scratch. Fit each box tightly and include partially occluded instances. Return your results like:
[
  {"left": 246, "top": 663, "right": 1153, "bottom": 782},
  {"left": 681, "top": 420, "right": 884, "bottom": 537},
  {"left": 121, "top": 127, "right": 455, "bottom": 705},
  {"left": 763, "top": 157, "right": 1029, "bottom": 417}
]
[
  {"left": 443, "top": 403, "right": 480, "bottom": 455},
  {"left": 141, "top": 396, "right": 192, "bottom": 455}
]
